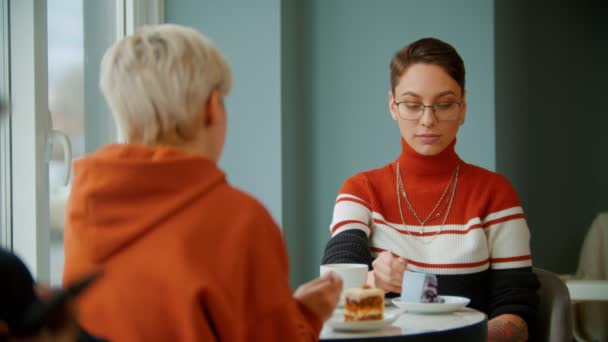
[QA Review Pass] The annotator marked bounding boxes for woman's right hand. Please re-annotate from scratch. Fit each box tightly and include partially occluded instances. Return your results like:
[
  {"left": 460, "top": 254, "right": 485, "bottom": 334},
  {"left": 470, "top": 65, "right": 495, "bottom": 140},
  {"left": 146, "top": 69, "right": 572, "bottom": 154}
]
[
  {"left": 293, "top": 271, "right": 343, "bottom": 322},
  {"left": 368, "top": 251, "right": 408, "bottom": 293}
]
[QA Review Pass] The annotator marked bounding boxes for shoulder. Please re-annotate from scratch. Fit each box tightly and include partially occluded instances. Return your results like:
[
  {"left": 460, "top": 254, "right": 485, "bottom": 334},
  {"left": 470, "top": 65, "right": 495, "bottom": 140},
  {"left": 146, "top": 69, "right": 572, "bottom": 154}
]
[
  {"left": 219, "top": 189, "right": 287, "bottom": 262},
  {"left": 461, "top": 163, "right": 522, "bottom": 214},
  {"left": 178, "top": 184, "right": 285, "bottom": 269},
  {"left": 225, "top": 187, "right": 278, "bottom": 227},
  {"left": 339, "top": 163, "right": 393, "bottom": 195},
  {"left": 193, "top": 183, "right": 282, "bottom": 240},
  {"left": 463, "top": 163, "right": 508, "bottom": 182},
  {"left": 462, "top": 163, "right": 517, "bottom": 193},
  {"left": 205, "top": 180, "right": 268, "bottom": 213}
]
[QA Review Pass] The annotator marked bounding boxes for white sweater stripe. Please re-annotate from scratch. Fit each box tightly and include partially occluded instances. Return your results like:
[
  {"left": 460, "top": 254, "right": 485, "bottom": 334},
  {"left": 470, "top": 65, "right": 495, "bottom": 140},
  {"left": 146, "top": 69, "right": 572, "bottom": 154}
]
[
  {"left": 331, "top": 206, "right": 531, "bottom": 274},
  {"left": 371, "top": 212, "right": 483, "bottom": 234},
  {"left": 333, "top": 224, "right": 370, "bottom": 236},
  {"left": 336, "top": 193, "right": 370, "bottom": 203},
  {"left": 370, "top": 222, "right": 490, "bottom": 275},
  {"left": 482, "top": 206, "right": 524, "bottom": 223},
  {"left": 330, "top": 195, "right": 372, "bottom": 236},
  {"left": 485, "top": 213, "right": 532, "bottom": 269}
]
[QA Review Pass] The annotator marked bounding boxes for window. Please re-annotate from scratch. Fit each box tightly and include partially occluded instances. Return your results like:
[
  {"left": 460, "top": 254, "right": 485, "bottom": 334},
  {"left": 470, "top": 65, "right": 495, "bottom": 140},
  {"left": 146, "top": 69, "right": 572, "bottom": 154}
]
[{"left": 4, "top": 0, "right": 163, "bottom": 284}]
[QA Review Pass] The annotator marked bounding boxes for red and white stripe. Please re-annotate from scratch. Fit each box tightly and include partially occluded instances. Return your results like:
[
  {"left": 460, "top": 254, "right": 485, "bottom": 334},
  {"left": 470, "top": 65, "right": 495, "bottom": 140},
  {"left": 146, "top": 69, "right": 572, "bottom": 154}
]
[
  {"left": 330, "top": 199, "right": 531, "bottom": 274},
  {"left": 329, "top": 194, "right": 372, "bottom": 236},
  {"left": 483, "top": 207, "right": 532, "bottom": 270}
]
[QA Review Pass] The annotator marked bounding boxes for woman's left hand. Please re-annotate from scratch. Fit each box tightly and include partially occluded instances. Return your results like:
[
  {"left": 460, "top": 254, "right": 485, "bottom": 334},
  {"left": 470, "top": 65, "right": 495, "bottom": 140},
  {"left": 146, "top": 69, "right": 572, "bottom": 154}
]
[
  {"left": 487, "top": 314, "right": 528, "bottom": 342},
  {"left": 369, "top": 251, "right": 408, "bottom": 293}
]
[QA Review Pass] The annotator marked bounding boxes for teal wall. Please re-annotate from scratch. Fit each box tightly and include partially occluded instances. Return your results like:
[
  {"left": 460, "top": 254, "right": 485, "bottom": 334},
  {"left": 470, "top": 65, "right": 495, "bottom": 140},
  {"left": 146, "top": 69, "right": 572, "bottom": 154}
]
[
  {"left": 281, "top": 0, "right": 312, "bottom": 285},
  {"left": 83, "top": 1, "right": 117, "bottom": 152},
  {"left": 166, "top": 0, "right": 284, "bottom": 224},
  {"left": 495, "top": 1, "right": 608, "bottom": 274},
  {"left": 301, "top": 0, "right": 495, "bottom": 284},
  {"left": 167, "top": 0, "right": 495, "bottom": 286}
]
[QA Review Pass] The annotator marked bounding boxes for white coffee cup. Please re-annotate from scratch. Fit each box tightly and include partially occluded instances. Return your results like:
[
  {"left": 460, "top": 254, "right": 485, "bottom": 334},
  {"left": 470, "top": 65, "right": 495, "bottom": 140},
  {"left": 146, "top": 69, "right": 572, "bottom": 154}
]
[{"left": 320, "top": 263, "right": 368, "bottom": 305}]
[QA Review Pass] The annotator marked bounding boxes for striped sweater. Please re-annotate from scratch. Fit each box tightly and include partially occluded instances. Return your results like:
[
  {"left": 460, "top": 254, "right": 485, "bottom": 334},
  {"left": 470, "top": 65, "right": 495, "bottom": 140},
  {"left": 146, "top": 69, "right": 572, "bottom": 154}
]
[{"left": 322, "top": 138, "right": 539, "bottom": 331}]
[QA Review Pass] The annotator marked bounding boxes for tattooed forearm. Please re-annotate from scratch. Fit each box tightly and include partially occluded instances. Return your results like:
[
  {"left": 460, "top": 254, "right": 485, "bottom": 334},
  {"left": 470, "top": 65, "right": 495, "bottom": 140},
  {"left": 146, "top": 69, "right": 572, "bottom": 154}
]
[{"left": 487, "top": 314, "right": 528, "bottom": 342}]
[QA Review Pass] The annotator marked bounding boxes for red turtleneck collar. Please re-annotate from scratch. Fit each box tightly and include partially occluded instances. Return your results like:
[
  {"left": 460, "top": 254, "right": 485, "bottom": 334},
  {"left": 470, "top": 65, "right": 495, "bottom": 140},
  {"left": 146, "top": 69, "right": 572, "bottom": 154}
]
[{"left": 397, "top": 138, "right": 461, "bottom": 176}]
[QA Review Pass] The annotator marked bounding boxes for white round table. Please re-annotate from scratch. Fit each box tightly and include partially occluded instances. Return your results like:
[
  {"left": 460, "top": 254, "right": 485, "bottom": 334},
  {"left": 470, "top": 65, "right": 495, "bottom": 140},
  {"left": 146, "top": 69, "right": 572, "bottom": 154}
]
[{"left": 320, "top": 306, "right": 487, "bottom": 341}]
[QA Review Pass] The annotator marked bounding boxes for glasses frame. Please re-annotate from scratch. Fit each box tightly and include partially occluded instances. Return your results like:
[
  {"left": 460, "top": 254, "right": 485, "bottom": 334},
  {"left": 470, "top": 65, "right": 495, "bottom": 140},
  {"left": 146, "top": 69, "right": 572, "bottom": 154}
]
[{"left": 393, "top": 101, "right": 463, "bottom": 121}]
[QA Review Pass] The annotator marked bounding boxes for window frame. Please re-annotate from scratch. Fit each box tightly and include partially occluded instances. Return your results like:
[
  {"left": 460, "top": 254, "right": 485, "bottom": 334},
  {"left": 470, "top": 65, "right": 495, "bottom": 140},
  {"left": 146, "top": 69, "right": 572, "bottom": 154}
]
[
  {"left": 0, "top": 0, "right": 11, "bottom": 249},
  {"left": 2, "top": 0, "right": 163, "bottom": 281}
]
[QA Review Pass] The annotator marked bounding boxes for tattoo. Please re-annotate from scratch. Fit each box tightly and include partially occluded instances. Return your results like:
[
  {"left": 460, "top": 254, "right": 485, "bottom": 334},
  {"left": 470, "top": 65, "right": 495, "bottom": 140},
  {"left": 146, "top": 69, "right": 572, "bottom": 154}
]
[{"left": 487, "top": 316, "right": 528, "bottom": 342}]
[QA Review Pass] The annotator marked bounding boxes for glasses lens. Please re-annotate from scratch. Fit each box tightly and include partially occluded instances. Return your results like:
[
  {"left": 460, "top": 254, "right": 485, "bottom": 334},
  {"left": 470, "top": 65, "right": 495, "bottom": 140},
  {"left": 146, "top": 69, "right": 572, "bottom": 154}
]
[
  {"left": 399, "top": 102, "right": 424, "bottom": 120},
  {"left": 397, "top": 102, "right": 460, "bottom": 120},
  {"left": 435, "top": 102, "right": 460, "bottom": 120}
]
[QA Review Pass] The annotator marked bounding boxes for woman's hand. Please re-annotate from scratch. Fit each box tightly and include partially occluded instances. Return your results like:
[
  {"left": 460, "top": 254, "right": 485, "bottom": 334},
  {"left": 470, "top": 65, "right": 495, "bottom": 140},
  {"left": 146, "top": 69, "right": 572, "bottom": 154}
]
[
  {"left": 293, "top": 271, "right": 343, "bottom": 322},
  {"left": 368, "top": 251, "right": 407, "bottom": 293},
  {"left": 487, "top": 314, "right": 528, "bottom": 342}
]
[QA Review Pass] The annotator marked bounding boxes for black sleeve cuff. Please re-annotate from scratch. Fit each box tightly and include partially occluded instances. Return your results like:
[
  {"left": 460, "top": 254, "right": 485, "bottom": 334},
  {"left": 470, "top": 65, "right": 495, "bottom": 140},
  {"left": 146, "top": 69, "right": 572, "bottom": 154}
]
[
  {"left": 488, "top": 267, "right": 540, "bottom": 336},
  {"left": 321, "top": 230, "right": 372, "bottom": 269}
]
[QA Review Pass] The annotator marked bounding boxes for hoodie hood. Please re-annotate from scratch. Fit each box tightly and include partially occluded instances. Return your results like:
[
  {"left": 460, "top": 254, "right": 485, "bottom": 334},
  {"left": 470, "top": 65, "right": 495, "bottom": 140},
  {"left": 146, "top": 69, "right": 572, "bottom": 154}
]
[{"left": 66, "top": 144, "right": 225, "bottom": 263}]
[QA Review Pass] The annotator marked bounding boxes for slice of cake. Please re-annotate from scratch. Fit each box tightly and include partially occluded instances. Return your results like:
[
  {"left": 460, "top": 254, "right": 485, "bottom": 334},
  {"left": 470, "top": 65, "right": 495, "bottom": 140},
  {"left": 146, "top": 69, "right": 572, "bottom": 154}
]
[{"left": 343, "top": 286, "right": 384, "bottom": 321}]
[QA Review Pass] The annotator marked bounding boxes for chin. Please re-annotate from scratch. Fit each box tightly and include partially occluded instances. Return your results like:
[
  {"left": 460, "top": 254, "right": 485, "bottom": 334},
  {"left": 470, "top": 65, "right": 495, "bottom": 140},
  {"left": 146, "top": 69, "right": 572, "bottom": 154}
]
[
  {"left": 414, "top": 145, "right": 443, "bottom": 156},
  {"left": 213, "top": 147, "right": 224, "bottom": 162}
]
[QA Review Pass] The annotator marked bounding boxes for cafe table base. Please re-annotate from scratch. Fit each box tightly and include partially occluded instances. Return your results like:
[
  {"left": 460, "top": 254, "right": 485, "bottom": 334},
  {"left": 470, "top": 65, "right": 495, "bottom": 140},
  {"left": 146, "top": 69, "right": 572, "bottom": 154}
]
[{"left": 320, "top": 307, "right": 487, "bottom": 341}]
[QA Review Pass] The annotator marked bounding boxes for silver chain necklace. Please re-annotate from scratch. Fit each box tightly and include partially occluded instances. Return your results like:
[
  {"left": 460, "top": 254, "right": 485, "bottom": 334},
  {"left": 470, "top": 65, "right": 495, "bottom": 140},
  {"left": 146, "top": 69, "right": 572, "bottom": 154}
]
[{"left": 395, "top": 161, "right": 459, "bottom": 244}]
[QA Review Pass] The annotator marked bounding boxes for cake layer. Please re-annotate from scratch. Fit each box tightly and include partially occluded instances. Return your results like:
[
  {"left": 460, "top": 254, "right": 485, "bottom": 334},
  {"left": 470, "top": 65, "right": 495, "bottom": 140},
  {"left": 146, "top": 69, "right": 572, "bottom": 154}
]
[
  {"left": 344, "top": 287, "right": 384, "bottom": 301},
  {"left": 343, "top": 286, "right": 384, "bottom": 321}
]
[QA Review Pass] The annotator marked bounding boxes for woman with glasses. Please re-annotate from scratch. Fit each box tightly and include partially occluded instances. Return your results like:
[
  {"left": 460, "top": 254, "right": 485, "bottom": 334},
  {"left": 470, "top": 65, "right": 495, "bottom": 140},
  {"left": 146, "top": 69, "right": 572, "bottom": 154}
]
[{"left": 322, "top": 37, "right": 539, "bottom": 341}]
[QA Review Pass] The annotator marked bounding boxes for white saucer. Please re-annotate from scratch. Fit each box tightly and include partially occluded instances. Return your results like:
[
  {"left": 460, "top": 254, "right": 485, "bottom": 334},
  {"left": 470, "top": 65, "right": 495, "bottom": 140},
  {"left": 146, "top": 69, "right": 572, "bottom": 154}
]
[
  {"left": 391, "top": 295, "right": 470, "bottom": 314},
  {"left": 326, "top": 311, "right": 401, "bottom": 332}
]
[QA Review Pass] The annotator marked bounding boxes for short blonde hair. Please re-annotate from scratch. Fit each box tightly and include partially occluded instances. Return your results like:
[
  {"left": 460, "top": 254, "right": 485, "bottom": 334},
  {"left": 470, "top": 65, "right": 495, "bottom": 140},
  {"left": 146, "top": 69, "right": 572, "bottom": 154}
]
[{"left": 100, "top": 24, "right": 232, "bottom": 145}]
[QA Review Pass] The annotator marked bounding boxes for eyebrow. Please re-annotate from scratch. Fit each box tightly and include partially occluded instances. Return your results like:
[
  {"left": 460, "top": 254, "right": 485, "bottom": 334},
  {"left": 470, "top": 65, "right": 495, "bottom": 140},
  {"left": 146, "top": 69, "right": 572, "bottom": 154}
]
[{"left": 399, "top": 90, "right": 459, "bottom": 98}]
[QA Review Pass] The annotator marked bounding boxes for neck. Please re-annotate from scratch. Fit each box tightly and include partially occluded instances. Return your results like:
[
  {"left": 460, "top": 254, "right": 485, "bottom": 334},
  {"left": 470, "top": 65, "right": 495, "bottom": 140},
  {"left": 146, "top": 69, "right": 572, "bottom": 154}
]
[
  {"left": 398, "top": 138, "right": 460, "bottom": 176},
  {"left": 152, "top": 132, "right": 217, "bottom": 161},
  {"left": 168, "top": 143, "right": 213, "bottom": 160}
]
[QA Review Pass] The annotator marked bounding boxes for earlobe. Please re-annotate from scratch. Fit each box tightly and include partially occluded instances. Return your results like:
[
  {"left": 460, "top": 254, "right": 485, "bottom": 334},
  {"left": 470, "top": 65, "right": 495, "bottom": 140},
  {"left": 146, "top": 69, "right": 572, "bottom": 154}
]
[
  {"left": 388, "top": 91, "right": 398, "bottom": 121},
  {"left": 460, "top": 96, "right": 467, "bottom": 126},
  {"left": 203, "top": 90, "right": 221, "bottom": 127},
  {"left": 389, "top": 104, "right": 398, "bottom": 121}
]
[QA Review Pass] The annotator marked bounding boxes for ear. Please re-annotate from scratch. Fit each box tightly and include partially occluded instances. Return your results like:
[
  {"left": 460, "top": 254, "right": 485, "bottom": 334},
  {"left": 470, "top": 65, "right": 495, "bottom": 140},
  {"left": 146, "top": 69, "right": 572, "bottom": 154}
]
[
  {"left": 202, "top": 90, "right": 224, "bottom": 128},
  {"left": 388, "top": 90, "right": 398, "bottom": 121},
  {"left": 459, "top": 92, "right": 467, "bottom": 125}
]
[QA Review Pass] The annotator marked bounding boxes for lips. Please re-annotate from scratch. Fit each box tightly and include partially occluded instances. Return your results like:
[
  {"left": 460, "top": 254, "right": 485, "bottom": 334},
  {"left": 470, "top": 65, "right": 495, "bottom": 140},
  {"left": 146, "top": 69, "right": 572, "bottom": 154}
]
[{"left": 416, "top": 134, "right": 440, "bottom": 144}]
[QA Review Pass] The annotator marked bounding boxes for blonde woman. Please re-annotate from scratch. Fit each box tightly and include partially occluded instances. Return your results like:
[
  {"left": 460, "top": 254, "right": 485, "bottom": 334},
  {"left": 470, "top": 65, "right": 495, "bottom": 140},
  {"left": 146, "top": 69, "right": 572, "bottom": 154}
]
[{"left": 63, "top": 24, "right": 341, "bottom": 341}]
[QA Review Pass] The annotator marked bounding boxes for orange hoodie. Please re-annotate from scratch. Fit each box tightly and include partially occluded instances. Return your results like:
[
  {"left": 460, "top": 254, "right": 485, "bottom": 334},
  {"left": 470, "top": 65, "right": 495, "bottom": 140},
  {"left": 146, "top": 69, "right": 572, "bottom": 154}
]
[{"left": 63, "top": 144, "right": 322, "bottom": 341}]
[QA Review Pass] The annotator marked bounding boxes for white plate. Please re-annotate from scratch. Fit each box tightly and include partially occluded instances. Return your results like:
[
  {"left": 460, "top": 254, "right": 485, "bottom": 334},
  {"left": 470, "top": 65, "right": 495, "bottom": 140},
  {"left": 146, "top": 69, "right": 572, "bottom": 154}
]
[
  {"left": 326, "top": 311, "right": 401, "bottom": 332},
  {"left": 391, "top": 295, "right": 470, "bottom": 314}
]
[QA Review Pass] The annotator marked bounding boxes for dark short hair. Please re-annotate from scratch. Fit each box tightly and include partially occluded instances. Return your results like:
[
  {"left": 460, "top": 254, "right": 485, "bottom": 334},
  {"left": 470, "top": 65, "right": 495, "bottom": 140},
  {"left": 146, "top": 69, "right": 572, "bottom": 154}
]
[
  {"left": 0, "top": 248, "right": 39, "bottom": 336},
  {"left": 390, "top": 37, "right": 465, "bottom": 93},
  {"left": 0, "top": 248, "right": 101, "bottom": 338}
]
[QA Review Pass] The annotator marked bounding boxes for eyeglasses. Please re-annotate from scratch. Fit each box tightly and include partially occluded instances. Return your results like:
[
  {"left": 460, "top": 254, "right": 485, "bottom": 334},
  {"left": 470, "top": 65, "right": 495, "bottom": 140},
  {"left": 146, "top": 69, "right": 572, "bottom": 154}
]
[{"left": 393, "top": 101, "right": 462, "bottom": 121}]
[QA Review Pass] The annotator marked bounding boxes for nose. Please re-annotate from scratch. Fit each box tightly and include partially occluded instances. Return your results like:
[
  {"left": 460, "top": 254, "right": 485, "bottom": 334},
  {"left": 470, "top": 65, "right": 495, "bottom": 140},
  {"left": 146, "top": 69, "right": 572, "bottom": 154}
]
[{"left": 419, "top": 106, "right": 437, "bottom": 127}]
